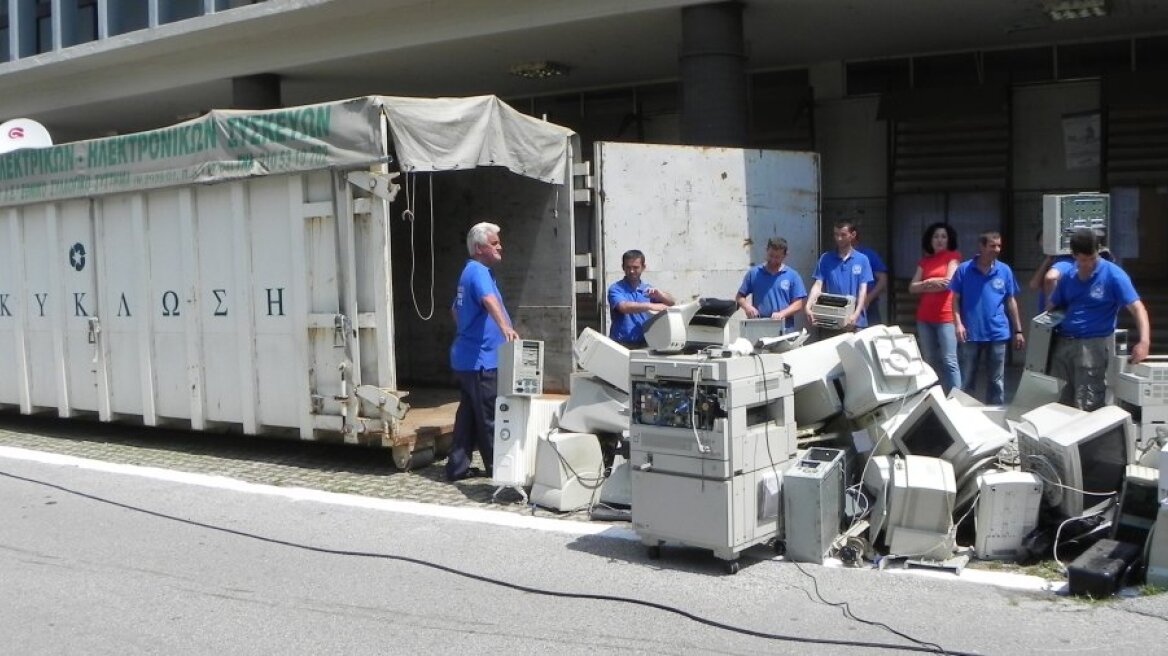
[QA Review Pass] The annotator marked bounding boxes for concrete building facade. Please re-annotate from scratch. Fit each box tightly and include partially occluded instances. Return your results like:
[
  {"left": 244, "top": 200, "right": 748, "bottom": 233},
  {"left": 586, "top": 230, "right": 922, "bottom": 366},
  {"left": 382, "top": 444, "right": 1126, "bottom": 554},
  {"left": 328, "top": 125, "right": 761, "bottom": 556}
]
[{"left": 4, "top": 0, "right": 1168, "bottom": 343}]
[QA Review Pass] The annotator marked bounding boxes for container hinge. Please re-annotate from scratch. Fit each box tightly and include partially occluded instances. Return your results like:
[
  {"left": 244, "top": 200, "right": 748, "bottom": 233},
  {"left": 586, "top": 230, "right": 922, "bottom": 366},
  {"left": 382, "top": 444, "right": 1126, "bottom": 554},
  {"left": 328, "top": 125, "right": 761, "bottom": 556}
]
[
  {"left": 86, "top": 317, "right": 102, "bottom": 364},
  {"left": 86, "top": 317, "right": 101, "bottom": 344},
  {"left": 353, "top": 385, "right": 411, "bottom": 432},
  {"left": 346, "top": 171, "right": 401, "bottom": 203},
  {"left": 333, "top": 313, "right": 352, "bottom": 348},
  {"left": 572, "top": 160, "right": 593, "bottom": 204}
]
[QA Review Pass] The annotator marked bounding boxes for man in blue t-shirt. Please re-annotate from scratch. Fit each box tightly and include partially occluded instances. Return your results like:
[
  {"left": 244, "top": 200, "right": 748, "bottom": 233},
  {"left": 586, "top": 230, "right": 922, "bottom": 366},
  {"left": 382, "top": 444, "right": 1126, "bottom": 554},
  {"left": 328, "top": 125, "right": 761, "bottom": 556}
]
[
  {"left": 1030, "top": 254, "right": 1075, "bottom": 315},
  {"left": 805, "top": 220, "right": 873, "bottom": 334},
  {"left": 854, "top": 232, "right": 889, "bottom": 326},
  {"left": 949, "top": 231, "right": 1025, "bottom": 405},
  {"left": 607, "top": 249, "right": 675, "bottom": 348},
  {"left": 735, "top": 237, "right": 807, "bottom": 332},
  {"left": 1048, "top": 229, "right": 1150, "bottom": 411},
  {"left": 447, "top": 222, "right": 519, "bottom": 482}
]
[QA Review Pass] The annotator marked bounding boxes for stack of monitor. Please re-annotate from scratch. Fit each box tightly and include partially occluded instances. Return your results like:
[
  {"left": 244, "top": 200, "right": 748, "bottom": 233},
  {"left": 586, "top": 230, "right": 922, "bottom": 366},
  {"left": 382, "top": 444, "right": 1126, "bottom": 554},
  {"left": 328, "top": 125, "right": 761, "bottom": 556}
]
[
  {"left": 559, "top": 328, "right": 630, "bottom": 435},
  {"left": 557, "top": 328, "right": 636, "bottom": 508}
]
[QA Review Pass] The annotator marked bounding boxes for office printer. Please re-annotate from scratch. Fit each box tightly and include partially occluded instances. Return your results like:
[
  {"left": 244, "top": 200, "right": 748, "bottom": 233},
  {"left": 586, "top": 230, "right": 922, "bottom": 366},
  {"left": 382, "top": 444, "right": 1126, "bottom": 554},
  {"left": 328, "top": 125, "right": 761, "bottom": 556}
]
[{"left": 642, "top": 298, "right": 744, "bottom": 353}]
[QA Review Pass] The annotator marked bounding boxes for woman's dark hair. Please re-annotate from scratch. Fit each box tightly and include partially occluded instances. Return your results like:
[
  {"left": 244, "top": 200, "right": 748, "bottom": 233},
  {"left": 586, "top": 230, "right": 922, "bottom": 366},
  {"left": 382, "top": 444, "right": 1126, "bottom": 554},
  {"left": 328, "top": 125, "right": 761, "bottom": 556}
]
[{"left": 921, "top": 222, "right": 958, "bottom": 255}]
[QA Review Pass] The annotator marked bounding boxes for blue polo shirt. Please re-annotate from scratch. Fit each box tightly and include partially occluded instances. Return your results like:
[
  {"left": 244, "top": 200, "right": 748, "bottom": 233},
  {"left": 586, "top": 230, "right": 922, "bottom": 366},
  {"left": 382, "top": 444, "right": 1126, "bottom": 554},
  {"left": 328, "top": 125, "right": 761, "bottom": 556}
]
[
  {"left": 856, "top": 247, "right": 888, "bottom": 324},
  {"left": 608, "top": 278, "right": 655, "bottom": 345},
  {"left": 1050, "top": 259, "right": 1139, "bottom": 339},
  {"left": 737, "top": 264, "right": 808, "bottom": 331},
  {"left": 812, "top": 249, "right": 874, "bottom": 327},
  {"left": 949, "top": 258, "right": 1020, "bottom": 343},
  {"left": 450, "top": 260, "right": 509, "bottom": 371},
  {"left": 1037, "top": 256, "right": 1075, "bottom": 313}
]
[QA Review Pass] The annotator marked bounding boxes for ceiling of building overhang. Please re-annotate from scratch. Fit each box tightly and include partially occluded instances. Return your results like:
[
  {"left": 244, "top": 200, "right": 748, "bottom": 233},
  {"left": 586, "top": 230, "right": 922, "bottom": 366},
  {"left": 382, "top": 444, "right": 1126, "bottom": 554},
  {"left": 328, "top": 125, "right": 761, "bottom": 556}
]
[{"left": 2, "top": 0, "right": 1167, "bottom": 142}]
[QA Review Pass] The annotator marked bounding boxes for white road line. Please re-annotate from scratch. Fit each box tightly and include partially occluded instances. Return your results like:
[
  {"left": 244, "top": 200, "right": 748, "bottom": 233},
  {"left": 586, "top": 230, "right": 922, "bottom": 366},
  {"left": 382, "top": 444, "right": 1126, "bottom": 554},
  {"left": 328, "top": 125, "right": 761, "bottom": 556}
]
[
  {"left": 0, "top": 444, "right": 1061, "bottom": 593},
  {"left": 0, "top": 445, "right": 638, "bottom": 541}
]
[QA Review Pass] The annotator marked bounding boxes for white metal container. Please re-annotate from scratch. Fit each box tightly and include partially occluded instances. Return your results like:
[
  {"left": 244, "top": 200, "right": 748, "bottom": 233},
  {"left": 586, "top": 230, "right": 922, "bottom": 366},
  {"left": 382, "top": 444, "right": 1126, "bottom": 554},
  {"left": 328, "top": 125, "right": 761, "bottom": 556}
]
[{"left": 0, "top": 96, "right": 579, "bottom": 468}]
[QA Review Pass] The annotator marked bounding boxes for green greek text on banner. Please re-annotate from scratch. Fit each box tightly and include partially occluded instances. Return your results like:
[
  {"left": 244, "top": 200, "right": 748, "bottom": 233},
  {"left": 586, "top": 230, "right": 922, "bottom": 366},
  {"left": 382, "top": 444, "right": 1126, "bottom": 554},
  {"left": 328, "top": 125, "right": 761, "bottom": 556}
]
[{"left": 0, "top": 97, "right": 385, "bottom": 206}]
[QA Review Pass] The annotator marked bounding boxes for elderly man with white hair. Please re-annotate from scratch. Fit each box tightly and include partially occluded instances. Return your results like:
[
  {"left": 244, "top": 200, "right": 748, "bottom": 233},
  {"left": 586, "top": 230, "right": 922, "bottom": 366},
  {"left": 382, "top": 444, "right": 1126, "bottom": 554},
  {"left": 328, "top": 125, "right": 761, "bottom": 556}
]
[{"left": 447, "top": 221, "right": 519, "bottom": 481}]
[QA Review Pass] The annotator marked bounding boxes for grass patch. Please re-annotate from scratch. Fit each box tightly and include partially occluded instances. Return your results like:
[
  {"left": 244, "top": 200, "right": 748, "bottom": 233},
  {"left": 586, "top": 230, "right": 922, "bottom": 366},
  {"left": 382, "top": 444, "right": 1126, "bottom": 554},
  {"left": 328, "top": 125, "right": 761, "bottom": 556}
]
[{"left": 966, "top": 558, "right": 1065, "bottom": 581}]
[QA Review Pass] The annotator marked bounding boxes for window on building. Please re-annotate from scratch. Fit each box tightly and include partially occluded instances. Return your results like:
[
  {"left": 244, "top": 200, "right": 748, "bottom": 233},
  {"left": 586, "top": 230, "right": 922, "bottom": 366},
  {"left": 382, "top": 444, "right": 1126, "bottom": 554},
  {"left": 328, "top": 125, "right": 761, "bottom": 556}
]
[
  {"left": 846, "top": 58, "right": 911, "bottom": 96},
  {"left": 32, "top": 1, "right": 98, "bottom": 52},
  {"left": 161, "top": 0, "right": 205, "bottom": 23},
  {"left": 1135, "top": 36, "right": 1168, "bottom": 72},
  {"left": 1058, "top": 39, "right": 1130, "bottom": 79},
  {"left": 913, "top": 53, "right": 979, "bottom": 89},
  {"left": 1, "top": 7, "right": 9, "bottom": 62},
  {"left": 751, "top": 69, "right": 812, "bottom": 150},
  {"left": 983, "top": 46, "right": 1054, "bottom": 84},
  {"left": 109, "top": 0, "right": 149, "bottom": 36}
]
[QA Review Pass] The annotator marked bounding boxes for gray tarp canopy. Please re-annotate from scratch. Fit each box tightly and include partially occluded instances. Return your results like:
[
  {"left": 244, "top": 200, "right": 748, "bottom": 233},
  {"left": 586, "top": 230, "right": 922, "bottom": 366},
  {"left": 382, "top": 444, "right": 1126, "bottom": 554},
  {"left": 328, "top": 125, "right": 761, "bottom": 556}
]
[
  {"left": 0, "top": 95, "right": 575, "bottom": 207},
  {"left": 379, "top": 95, "right": 573, "bottom": 185}
]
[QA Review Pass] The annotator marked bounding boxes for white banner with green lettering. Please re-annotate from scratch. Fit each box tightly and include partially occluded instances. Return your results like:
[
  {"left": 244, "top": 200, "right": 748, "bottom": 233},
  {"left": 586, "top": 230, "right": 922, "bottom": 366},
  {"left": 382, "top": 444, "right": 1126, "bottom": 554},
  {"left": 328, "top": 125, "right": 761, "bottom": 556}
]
[{"left": 0, "top": 95, "right": 572, "bottom": 206}]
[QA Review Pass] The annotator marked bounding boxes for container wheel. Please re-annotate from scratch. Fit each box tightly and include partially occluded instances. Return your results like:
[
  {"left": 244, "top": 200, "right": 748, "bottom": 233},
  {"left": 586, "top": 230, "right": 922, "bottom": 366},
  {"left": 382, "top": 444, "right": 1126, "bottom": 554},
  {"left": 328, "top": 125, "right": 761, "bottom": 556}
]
[
  {"left": 393, "top": 446, "right": 434, "bottom": 471},
  {"left": 723, "top": 559, "right": 740, "bottom": 575},
  {"left": 647, "top": 545, "right": 661, "bottom": 560},
  {"left": 773, "top": 540, "right": 786, "bottom": 556}
]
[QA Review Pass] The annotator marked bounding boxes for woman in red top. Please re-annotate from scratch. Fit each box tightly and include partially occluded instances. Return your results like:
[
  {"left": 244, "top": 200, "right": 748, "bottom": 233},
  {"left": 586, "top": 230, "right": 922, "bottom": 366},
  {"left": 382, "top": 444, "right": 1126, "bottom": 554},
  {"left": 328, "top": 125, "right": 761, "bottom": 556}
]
[{"left": 909, "top": 223, "right": 962, "bottom": 393}]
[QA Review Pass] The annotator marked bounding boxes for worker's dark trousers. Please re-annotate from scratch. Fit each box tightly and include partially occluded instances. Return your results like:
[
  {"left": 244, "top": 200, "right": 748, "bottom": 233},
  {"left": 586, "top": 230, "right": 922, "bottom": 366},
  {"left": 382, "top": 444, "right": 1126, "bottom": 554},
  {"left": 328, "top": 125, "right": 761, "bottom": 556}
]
[{"left": 446, "top": 368, "right": 498, "bottom": 480}]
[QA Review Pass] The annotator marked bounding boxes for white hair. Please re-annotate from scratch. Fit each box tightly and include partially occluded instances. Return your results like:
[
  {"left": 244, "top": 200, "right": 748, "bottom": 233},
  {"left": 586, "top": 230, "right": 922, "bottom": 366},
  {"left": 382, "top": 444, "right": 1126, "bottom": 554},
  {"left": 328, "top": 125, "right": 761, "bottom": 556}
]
[{"left": 466, "top": 222, "right": 501, "bottom": 256}]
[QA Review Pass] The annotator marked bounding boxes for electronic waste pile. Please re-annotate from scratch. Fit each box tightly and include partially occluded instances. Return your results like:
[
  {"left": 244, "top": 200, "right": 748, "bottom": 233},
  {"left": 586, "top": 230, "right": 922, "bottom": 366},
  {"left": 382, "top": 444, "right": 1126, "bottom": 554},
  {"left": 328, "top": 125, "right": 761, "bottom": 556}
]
[{"left": 486, "top": 298, "right": 1168, "bottom": 588}]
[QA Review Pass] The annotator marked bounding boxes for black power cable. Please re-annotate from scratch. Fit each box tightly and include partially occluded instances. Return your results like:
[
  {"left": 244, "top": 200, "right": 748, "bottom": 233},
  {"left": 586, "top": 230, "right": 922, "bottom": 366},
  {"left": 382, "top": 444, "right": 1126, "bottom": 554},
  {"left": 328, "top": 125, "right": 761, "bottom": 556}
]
[
  {"left": 0, "top": 468, "right": 978, "bottom": 655},
  {"left": 790, "top": 561, "right": 949, "bottom": 653}
]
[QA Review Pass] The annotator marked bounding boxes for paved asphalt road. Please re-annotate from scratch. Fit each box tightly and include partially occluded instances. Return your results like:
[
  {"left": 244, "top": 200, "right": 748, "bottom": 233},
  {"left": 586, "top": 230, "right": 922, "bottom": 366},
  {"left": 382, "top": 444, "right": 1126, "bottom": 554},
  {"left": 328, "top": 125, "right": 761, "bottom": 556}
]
[{"left": 2, "top": 445, "right": 1167, "bottom": 655}]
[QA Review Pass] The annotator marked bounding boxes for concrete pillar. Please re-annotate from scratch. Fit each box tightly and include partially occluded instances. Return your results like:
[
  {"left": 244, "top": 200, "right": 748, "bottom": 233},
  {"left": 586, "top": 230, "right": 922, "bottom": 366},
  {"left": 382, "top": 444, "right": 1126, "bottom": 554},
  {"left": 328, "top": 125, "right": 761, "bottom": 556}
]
[
  {"left": 232, "top": 73, "right": 282, "bottom": 109},
  {"left": 679, "top": 1, "right": 748, "bottom": 147}
]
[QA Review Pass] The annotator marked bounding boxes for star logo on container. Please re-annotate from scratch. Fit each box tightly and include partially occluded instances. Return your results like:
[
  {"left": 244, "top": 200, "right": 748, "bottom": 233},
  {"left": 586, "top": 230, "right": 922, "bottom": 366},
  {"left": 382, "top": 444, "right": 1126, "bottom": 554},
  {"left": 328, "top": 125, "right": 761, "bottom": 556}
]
[
  {"left": 69, "top": 243, "right": 87, "bottom": 271},
  {"left": 7, "top": 127, "right": 24, "bottom": 140}
]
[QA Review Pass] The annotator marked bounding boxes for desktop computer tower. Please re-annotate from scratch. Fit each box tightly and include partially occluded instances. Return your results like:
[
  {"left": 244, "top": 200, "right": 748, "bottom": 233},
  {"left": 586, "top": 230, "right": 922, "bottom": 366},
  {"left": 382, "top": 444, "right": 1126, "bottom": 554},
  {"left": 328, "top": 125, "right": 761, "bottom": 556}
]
[
  {"left": 498, "top": 339, "right": 544, "bottom": 396},
  {"left": 1111, "top": 465, "right": 1161, "bottom": 547},
  {"left": 974, "top": 471, "right": 1042, "bottom": 561},
  {"left": 1146, "top": 503, "right": 1168, "bottom": 589},
  {"left": 1025, "top": 311, "right": 1063, "bottom": 374},
  {"left": 782, "top": 448, "right": 845, "bottom": 564},
  {"left": 492, "top": 395, "right": 566, "bottom": 494}
]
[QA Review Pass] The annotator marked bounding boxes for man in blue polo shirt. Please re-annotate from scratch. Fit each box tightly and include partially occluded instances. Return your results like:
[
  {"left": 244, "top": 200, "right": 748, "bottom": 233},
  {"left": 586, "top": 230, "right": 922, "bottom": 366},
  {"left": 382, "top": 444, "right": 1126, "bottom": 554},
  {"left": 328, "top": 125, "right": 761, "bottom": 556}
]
[
  {"left": 735, "top": 237, "right": 808, "bottom": 333},
  {"left": 607, "top": 249, "right": 675, "bottom": 348},
  {"left": 448, "top": 221, "right": 519, "bottom": 482},
  {"left": 1048, "top": 229, "right": 1150, "bottom": 411},
  {"left": 950, "top": 231, "right": 1025, "bottom": 405},
  {"left": 854, "top": 231, "right": 889, "bottom": 326},
  {"left": 805, "top": 220, "right": 873, "bottom": 334}
]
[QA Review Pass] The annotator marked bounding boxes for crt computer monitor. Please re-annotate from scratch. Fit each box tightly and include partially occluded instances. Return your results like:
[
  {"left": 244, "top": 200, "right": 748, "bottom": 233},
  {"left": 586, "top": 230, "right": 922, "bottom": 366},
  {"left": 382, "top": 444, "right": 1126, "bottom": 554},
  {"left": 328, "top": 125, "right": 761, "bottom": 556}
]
[
  {"left": 889, "top": 386, "right": 1013, "bottom": 479},
  {"left": 1018, "top": 404, "right": 1134, "bottom": 518},
  {"left": 779, "top": 332, "right": 851, "bottom": 390},
  {"left": 884, "top": 455, "right": 957, "bottom": 560},
  {"left": 838, "top": 326, "right": 937, "bottom": 418}
]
